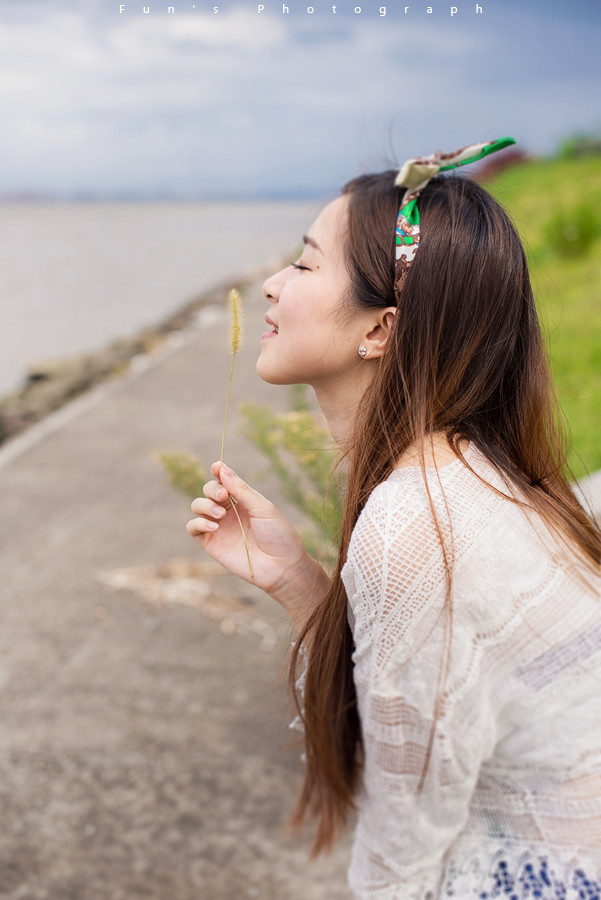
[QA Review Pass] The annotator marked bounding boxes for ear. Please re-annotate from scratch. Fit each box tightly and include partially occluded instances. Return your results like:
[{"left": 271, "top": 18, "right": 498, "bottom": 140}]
[{"left": 362, "top": 307, "right": 397, "bottom": 359}]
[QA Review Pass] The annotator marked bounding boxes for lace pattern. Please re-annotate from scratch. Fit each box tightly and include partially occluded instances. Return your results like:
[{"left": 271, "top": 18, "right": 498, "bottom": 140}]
[{"left": 340, "top": 442, "right": 601, "bottom": 899}]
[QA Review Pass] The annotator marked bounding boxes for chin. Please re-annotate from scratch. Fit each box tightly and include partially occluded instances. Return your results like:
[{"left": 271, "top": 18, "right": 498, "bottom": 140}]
[{"left": 256, "top": 357, "right": 302, "bottom": 386}]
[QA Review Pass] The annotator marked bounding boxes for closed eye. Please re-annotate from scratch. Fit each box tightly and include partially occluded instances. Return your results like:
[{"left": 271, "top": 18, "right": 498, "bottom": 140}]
[{"left": 290, "top": 261, "right": 310, "bottom": 271}]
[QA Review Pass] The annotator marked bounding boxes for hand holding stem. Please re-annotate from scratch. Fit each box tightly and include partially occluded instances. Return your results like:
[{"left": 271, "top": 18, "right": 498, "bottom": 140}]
[{"left": 187, "top": 462, "right": 329, "bottom": 631}]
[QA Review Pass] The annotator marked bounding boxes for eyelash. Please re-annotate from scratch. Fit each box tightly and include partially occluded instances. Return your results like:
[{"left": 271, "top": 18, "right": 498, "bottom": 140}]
[{"left": 290, "top": 261, "right": 310, "bottom": 271}]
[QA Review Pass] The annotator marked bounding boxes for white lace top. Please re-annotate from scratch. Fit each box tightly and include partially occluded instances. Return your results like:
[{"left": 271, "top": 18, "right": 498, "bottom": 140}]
[{"left": 338, "top": 441, "right": 601, "bottom": 899}]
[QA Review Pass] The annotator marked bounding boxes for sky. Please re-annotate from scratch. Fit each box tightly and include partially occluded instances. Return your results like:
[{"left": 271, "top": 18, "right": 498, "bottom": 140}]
[{"left": 0, "top": 0, "right": 599, "bottom": 198}]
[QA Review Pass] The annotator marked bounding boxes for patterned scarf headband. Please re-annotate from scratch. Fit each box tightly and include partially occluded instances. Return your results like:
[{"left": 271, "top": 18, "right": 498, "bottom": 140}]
[{"left": 394, "top": 137, "right": 516, "bottom": 291}]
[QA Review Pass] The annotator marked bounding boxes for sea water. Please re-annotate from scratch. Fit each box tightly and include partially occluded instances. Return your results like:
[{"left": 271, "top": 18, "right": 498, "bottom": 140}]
[{"left": 0, "top": 199, "right": 319, "bottom": 397}]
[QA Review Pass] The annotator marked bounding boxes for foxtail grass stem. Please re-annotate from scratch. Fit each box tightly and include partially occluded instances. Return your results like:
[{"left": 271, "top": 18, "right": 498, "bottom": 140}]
[
  {"left": 220, "top": 352, "right": 235, "bottom": 464},
  {"left": 229, "top": 497, "right": 254, "bottom": 580},
  {"left": 219, "top": 288, "right": 252, "bottom": 578}
]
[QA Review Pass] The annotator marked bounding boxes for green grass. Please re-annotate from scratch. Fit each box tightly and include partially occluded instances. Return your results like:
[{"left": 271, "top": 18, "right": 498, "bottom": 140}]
[{"left": 485, "top": 155, "right": 601, "bottom": 481}]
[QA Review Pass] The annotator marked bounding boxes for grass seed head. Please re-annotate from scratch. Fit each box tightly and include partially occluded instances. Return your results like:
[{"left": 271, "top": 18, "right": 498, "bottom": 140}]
[{"left": 228, "top": 288, "right": 244, "bottom": 355}]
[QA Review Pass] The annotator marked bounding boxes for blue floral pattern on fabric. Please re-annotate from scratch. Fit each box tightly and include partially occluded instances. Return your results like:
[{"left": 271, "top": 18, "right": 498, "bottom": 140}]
[
  {"left": 475, "top": 857, "right": 601, "bottom": 900},
  {"left": 441, "top": 846, "right": 601, "bottom": 900}
]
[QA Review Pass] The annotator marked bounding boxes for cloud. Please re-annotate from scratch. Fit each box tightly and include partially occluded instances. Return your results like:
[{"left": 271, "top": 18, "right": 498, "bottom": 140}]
[{"left": 0, "top": 2, "right": 599, "bottom": 195}]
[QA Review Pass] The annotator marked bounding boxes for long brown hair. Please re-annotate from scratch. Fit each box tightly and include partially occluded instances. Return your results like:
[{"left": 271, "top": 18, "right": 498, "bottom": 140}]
[{"left": 288, "top": 171, "right": 601, "bottom": 854}]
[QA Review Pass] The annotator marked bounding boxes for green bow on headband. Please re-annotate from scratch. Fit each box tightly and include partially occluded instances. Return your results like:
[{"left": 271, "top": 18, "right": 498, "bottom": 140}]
[{"left": 394, "top": 136, "right": 516, "bottom": 287}]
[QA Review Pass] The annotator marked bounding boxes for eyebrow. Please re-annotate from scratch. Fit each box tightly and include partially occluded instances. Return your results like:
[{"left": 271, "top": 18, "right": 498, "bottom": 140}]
[{"left": 302, "top": 234, "right": 323, "bottom": 254}]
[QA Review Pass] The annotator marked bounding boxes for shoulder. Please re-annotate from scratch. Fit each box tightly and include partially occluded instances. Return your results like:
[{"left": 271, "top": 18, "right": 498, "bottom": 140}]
[
  {"left": 351, "top": 441, "right": 516, "bottom": 551},
  {"left": 343, "top": 443, "right": 502, "bottom": 600},
  {"left": 344, "top": 441, "right": 546, "bottom": 615},
  {"left": 343, "top": 443, "right": 523, "bottom": 678}
]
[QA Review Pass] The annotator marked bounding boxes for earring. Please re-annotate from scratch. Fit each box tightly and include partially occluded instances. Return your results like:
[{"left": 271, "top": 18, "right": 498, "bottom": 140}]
[{"left": 358, "top": 345, "right": 367, "bottom": 358}]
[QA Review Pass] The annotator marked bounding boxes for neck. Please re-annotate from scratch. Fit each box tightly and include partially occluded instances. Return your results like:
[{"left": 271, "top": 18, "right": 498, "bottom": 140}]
[{"left": 312, "top": 361, "right": 376, "bottom": 447}]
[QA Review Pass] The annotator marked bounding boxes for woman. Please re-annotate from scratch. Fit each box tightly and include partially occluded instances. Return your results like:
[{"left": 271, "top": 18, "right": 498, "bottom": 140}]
[{"left": 186, "top": 139, "right": 601, "bottom": 898}]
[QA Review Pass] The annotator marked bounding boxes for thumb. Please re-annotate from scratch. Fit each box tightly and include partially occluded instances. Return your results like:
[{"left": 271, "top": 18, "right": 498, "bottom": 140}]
[{"left": 212, "top": 462, "right": 272, "bottom": 517}]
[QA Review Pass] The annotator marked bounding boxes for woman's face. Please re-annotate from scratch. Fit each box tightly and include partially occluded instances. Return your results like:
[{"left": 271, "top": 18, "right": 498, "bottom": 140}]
[{"left": 257, "top": 194, "right": 371, "bottom": 389}]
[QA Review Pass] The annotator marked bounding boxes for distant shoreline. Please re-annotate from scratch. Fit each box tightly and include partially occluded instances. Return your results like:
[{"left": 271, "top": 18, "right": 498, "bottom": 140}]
[
  {"left": 0, "top": 193, "right": 325, "bottom": 204},
  {"left": 0, "top": 261, "right": 279, "bottom": 450},
  {"left": 0, "top": 198, "right": 317, "bottom": 405}
]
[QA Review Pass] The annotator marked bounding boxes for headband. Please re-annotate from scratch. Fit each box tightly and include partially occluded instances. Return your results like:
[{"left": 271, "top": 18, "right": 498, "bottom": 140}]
[{"left": 394, "top": 136, "right": 516, "bottom": 291}]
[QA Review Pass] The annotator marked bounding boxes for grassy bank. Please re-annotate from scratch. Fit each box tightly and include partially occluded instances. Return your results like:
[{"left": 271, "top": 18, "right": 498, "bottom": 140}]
[{"left": 486, "top": 155, "right": 601, "bottom": 480}]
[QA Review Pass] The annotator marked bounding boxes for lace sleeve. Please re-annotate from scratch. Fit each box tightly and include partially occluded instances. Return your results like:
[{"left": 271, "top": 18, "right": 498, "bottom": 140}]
[
  {"left": 345, "top": 470, "right": 504, "bottom": 898},
  {"left": 289, "top": 639, "right": 308, "bottom": 739}
]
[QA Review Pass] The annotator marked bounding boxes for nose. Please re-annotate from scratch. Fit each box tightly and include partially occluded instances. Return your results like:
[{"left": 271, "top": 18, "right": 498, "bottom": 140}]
[{"left": 262, "top": 269, "right": 283, "bottom": 303}]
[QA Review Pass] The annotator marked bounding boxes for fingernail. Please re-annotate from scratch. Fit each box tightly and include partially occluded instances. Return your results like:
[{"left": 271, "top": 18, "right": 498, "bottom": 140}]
[
  {"left": 212, "top": 505, "right": 224, "bottom": 517},
  {"left": 217, "top": 489, "right": 227, "bottom": 501},
  {"left": 207, "top": 521, "right": 218, "bottom": 531}
]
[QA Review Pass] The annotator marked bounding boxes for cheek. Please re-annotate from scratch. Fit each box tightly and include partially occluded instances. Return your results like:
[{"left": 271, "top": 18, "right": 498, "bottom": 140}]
[{"left": 276, "top": 298, "right": 315, "bottom": 351}]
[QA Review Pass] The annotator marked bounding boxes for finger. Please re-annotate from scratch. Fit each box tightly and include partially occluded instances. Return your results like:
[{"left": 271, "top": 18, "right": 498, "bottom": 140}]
[
  {"left": 217, "top": 463, "right": 274, "bottom": 517},
  {"left": 210, "top": 461, "right": 227, "bottom": 484},
  {"left": 186, "top": 516, "right": 219, "bottom": 537},
  {"left": 202, "top": 479, "right": 229, "bottom": 504},
  {"left": 190, "top": 497, "right": 227, "bottom": 519}
]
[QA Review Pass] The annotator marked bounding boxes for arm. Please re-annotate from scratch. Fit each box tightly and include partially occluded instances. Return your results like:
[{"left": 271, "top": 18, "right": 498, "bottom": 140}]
[
  {"left": 347, "top": 475, "right": 500, "bottom": 898},
  {"left": 186, "top": 461, "right": 330, "bottom": 631}
]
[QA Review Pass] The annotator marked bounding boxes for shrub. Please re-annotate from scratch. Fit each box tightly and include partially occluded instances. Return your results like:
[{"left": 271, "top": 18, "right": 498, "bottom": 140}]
[
  {"left": 541, "top": 199, "right": 601, "bottom": 258},
  {"left": 157, "top": 385, "right": 344, "bottom": 568},
  {"left": 156, "top": 450, "right": 207, "bottom": 501},
  {"left": 240, "top": 386, "right": 343, "bottom": 566}
]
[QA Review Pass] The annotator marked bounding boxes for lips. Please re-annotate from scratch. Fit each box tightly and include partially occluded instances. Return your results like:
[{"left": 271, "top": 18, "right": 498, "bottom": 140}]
[{"left": 264, "top": 313, "right": 278, "bottom": 335}]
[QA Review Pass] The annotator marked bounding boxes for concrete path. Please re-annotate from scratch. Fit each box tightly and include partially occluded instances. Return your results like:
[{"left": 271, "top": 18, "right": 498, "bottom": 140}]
[
  {"left": 0, "top": 281, "right": 353, "bottom": 900},
  {"left": 1, "top": 278, "right": 599, "bottom": 900}
]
